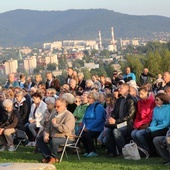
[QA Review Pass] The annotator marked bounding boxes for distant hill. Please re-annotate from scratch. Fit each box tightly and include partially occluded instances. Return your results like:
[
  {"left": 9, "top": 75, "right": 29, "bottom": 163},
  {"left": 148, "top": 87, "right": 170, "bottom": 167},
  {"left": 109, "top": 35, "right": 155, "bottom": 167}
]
[{"left": 0, "top": 9, "right": 170, "bottom": 47}]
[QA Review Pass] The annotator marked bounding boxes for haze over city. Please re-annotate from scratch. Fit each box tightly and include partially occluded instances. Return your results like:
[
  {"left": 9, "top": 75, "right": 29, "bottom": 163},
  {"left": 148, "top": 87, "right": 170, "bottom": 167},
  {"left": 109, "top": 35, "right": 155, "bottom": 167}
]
[{"left": 0, "top": 0, "right": 170, "bottom": 17}]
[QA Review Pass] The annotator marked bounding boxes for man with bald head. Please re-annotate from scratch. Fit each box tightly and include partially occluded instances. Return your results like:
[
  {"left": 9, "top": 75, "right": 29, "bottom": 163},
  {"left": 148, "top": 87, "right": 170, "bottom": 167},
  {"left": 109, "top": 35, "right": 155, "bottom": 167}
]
[{"left": 140, "top": 68, "right": 155, "bottom": 85}]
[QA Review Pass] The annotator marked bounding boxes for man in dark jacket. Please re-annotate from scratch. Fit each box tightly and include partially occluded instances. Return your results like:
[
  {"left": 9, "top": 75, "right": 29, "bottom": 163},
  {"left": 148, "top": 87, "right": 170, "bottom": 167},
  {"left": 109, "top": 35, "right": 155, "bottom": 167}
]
[
  {"left": 45, "top": 72, "right": 60, "bottom": 92},
  {"left": 105, "top": 83, "right": 137, "bottom": 157}
]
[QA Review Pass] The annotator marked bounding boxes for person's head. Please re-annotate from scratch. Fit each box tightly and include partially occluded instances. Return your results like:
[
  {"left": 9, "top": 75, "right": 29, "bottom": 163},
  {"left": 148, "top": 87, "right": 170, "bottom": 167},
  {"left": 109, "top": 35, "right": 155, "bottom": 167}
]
[
  {"left": 82, "top": 92, "right": 89, "bottom": 104},
  {"left": 113, "top": 70, "right": 118, "bottom": 78},
  {"left": 46, "top": 88, "right": 53, "bottom": 97},
  {"left": 69, "top": 79, "right": 77, "bottom": 89},
  {"left": 105, "top": 93, "right": 116, "bottom": 107},
  {"left": 0, "top": 91, "right": 6, "bottom": 101},
  {"left": 87, "top": 91, "right": 99, "bottom": 105},
  {"left": 32, "top": 92, "right": 42, "bottom": 105},
  {"left": 61, "top": 93, "right": 75, "bottom": 105},
  {"left": 46, "top": 72, "right": 53, "bottom": 81},
  {"left": 100, "top": 75, "right": 106, "bottom": 84},
  {"left": 113, "top": 89, "right": 119, "bottom": 99},
  {"left": 118, "top": 83, "right": 130, "bottom": 97},
  {"left": 98, "top": 92, "right": 106, "bottom": 103},
  {"left": 45, "top": 97, "right": 56, "bottom": 110},
  {"left": 129, "top": 86, "right": 138, "bottom": 97},
  {"left": 77, "top": 72, "right": 84, "bottom": 81},
  {"left": 8, "top": 73, "right": 15, "bottom": 83},
  {"left": 164, "top": 86, "right": 170, "bottom": 101},
  {"left": 104, "top": 84, "right": 112, "bottom": 94},
  {"left": 85, "top": 79, "right": 94, "bottom": 88},
  {"left": 126, "top": 67, "right": 131, "bottom": 74},
  {"left": 3, "top": 99, "right": 13, "bottom": 113},
  {"left": 163, "top": 71, "right": 170, "bottom": 84},
  {"left": 67, "top": 67, "right": 74, "bottom": 76},
  {"left": 75, "top": 95, "right": 82, "bottom": 106},
  {"left": 143, "top": 68, "right": 149, "bottom": 75},
  {"left": 35, "top": 74, "right": 42, "bottom": 83},
  {"left": 55, "top": 98, "right": 67, "bottom": 113},
  {"left": 29, "top": 87, "right": 37, "bottom": 95},
  {"left": 20, "top": 74, "right": 26, "bottom": 82},
  {"left": 5, "top": 89, "right": 14, "bottom": 100},
  {"left": 138, "top": 86, "right": 149, "bottom": 100},
  {"left": 15, "top": 91, "right": 24, "bottom": 102},
  {"left": 155, "top": 93, "right": 169, "bottom": 107}
]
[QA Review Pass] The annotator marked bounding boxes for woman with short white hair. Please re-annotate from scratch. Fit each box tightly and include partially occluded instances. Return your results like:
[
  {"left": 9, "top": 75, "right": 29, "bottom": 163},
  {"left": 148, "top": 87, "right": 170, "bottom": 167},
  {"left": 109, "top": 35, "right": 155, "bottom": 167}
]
[{"left": 0, "top": 99, "right": 24, "bottom": 152}]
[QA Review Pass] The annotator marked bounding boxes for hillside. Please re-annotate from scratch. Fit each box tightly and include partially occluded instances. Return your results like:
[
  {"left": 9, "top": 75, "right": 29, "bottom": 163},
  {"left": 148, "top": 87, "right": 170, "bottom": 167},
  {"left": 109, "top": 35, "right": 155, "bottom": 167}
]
[{"left": 0, "top": 9, "right": 170, "bottom": 46}]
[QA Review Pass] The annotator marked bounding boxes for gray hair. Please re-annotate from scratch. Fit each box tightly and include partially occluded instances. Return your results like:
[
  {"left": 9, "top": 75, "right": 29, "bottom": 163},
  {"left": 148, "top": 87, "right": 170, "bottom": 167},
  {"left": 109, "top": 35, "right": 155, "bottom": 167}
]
[
  {"left": 88, "top": 91, "right": 99, "bottom": 101},
  {"left": 3, "top": 99, "right": 13, "bottom": 108},
  {"left": 45, "top": 97, "right": 56, "bottom": 104},
  {"left": 61, "top": 93, "right": 75, "bottom": 104}
]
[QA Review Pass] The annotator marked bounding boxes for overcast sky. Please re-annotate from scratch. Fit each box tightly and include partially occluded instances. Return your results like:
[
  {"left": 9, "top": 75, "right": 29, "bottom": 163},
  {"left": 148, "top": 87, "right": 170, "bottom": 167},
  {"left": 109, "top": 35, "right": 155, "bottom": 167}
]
[{"left": 0, "top": 0, "right": 170, "bottom": 17}]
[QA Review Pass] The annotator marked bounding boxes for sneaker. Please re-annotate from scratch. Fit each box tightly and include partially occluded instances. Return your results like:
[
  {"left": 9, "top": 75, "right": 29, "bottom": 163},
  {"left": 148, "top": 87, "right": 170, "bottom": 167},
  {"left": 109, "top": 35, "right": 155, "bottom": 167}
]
[
  {"left": 87, "top": 152, "right": 98, "bottom": 157},
  {"left": 83, "top": 153, "right": 89, "bottom": 157},
  {"left": 8, "top": 145, "right": 15, "bottom": 152},
  {"left": 0, "top": 145, "right": 7, "bottom": 152},
  {"left": 26, "top": 141, "right": 36, "bottom": 147}
]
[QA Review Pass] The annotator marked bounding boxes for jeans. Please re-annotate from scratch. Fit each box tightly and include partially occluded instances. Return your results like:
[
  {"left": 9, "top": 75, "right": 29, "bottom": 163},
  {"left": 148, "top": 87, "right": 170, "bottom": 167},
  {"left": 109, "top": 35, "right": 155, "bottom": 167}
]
[
  {"left": 37, "top": 135, "right": 68, "bottom": 158},
  {"left": 153, "top": 136, "right": 170, "bottom": 162},
  {"left": 106, "top": 126, "right": 128, "bottom": 155},
  {"left": 131, "top": 129, "right": 149, "bottom": 152}
]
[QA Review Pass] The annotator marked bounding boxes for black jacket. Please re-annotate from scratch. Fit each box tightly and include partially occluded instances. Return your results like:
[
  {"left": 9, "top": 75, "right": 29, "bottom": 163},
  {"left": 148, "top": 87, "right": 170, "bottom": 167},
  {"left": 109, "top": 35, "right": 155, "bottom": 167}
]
[{"left": 105, "top": 94, "right": 137, "bottom": 133}]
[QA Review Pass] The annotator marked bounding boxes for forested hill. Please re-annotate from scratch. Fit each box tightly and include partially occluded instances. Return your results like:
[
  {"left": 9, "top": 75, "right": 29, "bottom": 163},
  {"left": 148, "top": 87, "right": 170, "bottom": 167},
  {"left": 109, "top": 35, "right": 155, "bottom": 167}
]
[{"left": 0, "top": 9, "right": 170, "bottom": 46}]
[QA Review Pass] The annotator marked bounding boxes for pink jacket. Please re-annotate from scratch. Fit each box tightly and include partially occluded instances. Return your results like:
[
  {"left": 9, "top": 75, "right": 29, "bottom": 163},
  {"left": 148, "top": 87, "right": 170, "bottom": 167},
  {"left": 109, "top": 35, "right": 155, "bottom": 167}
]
[{"left": 133, "top": 94, "right": 155, "bottom": 129}]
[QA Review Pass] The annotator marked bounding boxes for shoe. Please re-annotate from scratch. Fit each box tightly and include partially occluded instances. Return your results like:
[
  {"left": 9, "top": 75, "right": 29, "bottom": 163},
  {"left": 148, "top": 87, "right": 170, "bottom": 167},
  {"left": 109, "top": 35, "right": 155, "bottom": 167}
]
[
  {"left": 83, "top": 153, "right": 89, "bottom": 157},
  {"left": 107, "top": 153, "right": 118, "bottom": 158},
  {"left": 0, "top": 145, "right": 7, "bottom": 152},
  {"left": 42, "top": 157, "right": 50, "bottom": 163},
  {"left": 26, "top": 141, "right": 36, "bottom": 147},
  {"left": 8, "top": 145, "right": 15, "bottom": 152},
  {"left": 48, "top": 157, "right": 59, "bottom": 164},
  {"left": 87, "top": 152, "right": 98, "bottom": 157}
]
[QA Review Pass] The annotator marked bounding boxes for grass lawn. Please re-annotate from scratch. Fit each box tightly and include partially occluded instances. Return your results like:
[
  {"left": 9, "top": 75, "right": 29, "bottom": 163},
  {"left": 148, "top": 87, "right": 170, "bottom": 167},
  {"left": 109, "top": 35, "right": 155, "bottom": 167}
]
[{"left": 0, "top": 146, "right": 169, "bottom": 170}]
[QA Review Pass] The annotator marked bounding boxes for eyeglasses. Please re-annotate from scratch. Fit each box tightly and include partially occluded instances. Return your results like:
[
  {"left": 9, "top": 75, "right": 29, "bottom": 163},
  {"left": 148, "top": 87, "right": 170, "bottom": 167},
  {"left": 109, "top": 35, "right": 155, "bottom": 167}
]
[{"left": 87, "top": 96, "right": 93, "bottom": 99}]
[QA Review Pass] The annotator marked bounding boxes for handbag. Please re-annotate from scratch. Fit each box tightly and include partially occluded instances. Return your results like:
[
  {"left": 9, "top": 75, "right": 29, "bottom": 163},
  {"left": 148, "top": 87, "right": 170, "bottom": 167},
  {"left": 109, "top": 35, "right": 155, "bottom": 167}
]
[
  {"left": 15, "top": 129, "right": 27, "bottom": 139},
  {"left": 122, "top": 140, "right": 149, "bottom": 160}
]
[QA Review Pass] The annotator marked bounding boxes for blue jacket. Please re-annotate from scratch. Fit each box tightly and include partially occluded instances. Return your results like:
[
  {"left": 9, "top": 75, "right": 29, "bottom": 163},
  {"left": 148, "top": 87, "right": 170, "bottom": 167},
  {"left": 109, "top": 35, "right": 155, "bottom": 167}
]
[
  {"left": 149, "top": 104, "right": 170, "bottom": 132},
  {"left": 123, "top": 73, "right": 136, "bottom": 82},
  {"left": 83, "top": 102, "right": 106, "bottom": 132}
]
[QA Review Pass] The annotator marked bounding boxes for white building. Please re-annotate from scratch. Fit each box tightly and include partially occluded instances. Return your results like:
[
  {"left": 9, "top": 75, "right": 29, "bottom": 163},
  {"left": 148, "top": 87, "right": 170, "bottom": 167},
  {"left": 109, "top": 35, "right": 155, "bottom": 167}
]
[
  {"left": 24, "top": 56, "right": 37, "bottom": 74},
  {"left": 4, "top": 59, "right": 18, "bottom": 75}
]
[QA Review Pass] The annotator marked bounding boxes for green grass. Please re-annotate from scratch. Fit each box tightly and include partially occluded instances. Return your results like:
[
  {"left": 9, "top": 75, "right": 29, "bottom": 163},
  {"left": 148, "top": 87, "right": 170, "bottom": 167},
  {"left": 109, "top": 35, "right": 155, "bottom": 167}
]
[{"left": 0, "top": 146, "right": 169, "bottom": 170}]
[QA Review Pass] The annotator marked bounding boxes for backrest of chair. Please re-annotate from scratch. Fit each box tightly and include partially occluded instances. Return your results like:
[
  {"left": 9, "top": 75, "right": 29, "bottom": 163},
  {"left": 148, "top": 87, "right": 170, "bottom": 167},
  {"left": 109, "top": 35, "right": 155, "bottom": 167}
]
[{"left": 75, "top": 124, "right": 85, "bottom": 146}]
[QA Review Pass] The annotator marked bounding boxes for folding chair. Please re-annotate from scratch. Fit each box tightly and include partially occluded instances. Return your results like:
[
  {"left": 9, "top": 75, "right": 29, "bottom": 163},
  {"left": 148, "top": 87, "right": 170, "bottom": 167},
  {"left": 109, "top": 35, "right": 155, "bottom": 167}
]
[
  {"left": 59, "top": 124, "right": 85, "bottom": 162},
  {"left": 14, "top": 129, "right": 28, "bottom": 151}
]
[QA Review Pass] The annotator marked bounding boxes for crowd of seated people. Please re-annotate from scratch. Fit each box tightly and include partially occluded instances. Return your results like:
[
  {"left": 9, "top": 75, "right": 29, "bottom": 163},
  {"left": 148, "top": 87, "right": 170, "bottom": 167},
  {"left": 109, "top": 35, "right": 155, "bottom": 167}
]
[{"left": 0, "top": 68, "right": 170, "bottom": 166}]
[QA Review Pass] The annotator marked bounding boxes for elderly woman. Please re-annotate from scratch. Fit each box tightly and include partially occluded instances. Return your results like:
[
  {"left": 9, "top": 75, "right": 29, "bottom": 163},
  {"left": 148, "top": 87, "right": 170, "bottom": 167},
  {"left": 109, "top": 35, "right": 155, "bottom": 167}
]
[
  {"left": 81, "top": 91, "right": 106, "bottom": 157},
  {"left": 14, "top": 91, "right": 29, "bottom": 125},
  {"left": 61, "top": 93, "right": 77, "bottom": 113},
  {"left": 0, "top": 99, "right": 24, "bottom": 152},
  {"left": 73, "top": 92, "right": 89, "bottom": 135},
  {"left": 26, "top": 92, "right": 47, "bottom": 146},
  {"left": 40, "top": 97, "right": 56, "bottom": 128}
]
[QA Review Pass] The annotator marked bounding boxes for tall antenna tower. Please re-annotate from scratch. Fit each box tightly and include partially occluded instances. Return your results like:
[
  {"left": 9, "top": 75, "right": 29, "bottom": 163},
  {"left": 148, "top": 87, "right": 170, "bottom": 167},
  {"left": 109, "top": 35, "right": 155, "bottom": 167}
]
[{"left": 98, "top": 30, "right": 102, "bottom": 50}]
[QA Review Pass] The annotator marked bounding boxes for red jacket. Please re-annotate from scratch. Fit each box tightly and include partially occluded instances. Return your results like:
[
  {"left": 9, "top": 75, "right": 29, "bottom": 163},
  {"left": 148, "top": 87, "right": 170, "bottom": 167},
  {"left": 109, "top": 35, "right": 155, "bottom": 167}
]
[{"left": 133, "top": 94, "right": 155, "bottom": 129}]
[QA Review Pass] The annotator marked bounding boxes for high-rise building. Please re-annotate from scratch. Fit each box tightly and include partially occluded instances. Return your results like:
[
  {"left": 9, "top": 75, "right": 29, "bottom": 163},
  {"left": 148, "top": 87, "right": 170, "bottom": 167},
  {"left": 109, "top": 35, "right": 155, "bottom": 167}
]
[
  {"left": 4, "top": 59, "right": 18, "bottom": 75},
  {"left": 45, "top": 54, "right": 58, "bottom": 65},
  {"left": 23, "top": 56, "right": 37, "bottom": 74}
]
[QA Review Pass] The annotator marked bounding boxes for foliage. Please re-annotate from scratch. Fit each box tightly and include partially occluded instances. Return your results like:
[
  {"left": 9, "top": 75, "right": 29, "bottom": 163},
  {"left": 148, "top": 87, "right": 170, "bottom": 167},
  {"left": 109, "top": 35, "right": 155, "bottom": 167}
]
[
  {"left": 46, "top": 63, "right": 57, "bottom": 71},
  {"left": 58, "top": 56, "right": 68, "bottom": 70},
  {"left": 72, "top": 59, "right": 84, "bottom": 68}
]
